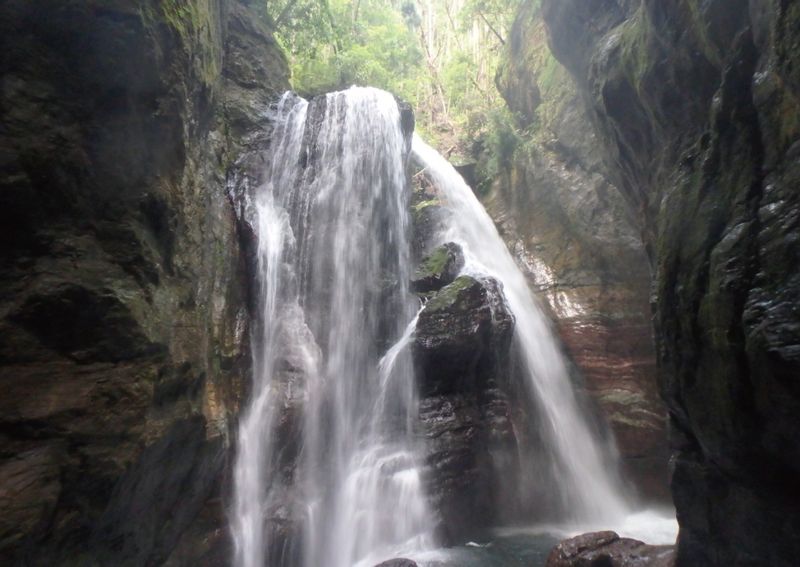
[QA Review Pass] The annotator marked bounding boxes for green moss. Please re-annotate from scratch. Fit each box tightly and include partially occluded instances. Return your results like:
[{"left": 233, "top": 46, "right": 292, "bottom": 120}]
[
  {"left": 536, "top": 53, "right": 561, "bottom": 94},
  {"left": 424, "top": 276, "right": 476, "bottom": 313},
  {"left": 534, "top": 59, "right": 575, "bottom": 134},
  {"left": 413, "top": 199, "right": 440, "bottom": 212},
  {"left": 617, "top": 7, "right": 652, "bottom": 89},
  {"left": 140, "top": 0, "right": 222, "bottom": 88},
  {"left": 685, "top": 0, "right": 723, "bottom": 67},
  {"left": 416, "top": 246, "right": 450, "bottom": 278}
]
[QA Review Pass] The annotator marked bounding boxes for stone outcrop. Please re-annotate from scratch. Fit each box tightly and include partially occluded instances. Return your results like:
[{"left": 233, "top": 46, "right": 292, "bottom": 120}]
[
  {"left": 373, "top": 559, "right": 418, "bottom": 567},
  {"left": 0, "top": 0, "right": 288, "bottom": 564},
  {"left": 547, "top": 531, "right": 675, "bottom": 567},
  {"left": 411, "top": 242, "right": 465, "bottom": 293},
  {"left": 540, "top": 0, "right": 800, "bottom": 564},
  {"left": 410, "top": 240, "right": 525, "bottom": 542},
  {"left": 491, "top": 1, "right": 668, "bottom": 502}
]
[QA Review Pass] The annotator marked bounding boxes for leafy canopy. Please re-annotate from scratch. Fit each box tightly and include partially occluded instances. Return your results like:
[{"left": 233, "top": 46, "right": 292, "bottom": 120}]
[{"left": 263, "top": 0, "right": 524, "bottom": 179}]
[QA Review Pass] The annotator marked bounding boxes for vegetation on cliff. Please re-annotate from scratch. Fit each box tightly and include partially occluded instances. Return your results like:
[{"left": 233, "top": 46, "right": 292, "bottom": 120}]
[{"left": 257, "top": 0, "right": 526, "bottom": 171}]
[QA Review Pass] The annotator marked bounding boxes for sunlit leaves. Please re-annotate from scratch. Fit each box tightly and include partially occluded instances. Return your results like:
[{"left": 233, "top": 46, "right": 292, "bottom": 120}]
[
  {"left": 267, "top": 0, "right": 423, "bottom": 98},
  {"left": 265, "top": 0, "right": 523, "bottom": 172}
]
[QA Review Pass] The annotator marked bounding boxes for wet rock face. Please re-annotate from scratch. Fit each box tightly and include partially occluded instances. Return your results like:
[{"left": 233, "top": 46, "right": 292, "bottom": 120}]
[
  {"left": 541, "top": 0, "right": 800, "bottom": 564},
  {"left": 491, "top": 1, "right": 668, "bottom": 502},
  {"left": 546, "top": 531, "right": 675, "bottom": 567},
  {"left": 412, "top": 264, "right": 519, "bottom": 542},
  {"left": 414, "top": 275, "right": 513, "bottom": 396},
  {"left": 411, "top": 242, "right": 465, "bottom": 293},
  {"left": 0, "top": 0, "right": 288, "bottom": 564}
]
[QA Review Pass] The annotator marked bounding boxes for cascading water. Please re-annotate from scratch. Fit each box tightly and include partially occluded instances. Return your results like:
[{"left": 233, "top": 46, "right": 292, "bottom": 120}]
[
  {"left": 232, "top": 88, "right": 434, "bottom": 567},
  {"left": 410, "top": 134, "right": 632, "bottom": 528}
]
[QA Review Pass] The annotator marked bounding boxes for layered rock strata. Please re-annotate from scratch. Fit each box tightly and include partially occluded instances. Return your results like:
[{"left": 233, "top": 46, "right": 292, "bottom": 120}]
[
  {"left": 410, "top": 241, "right": 530, "bottom": 542},
  {"left": 491, "top": 0, "right": 668, "bottom": 502}
]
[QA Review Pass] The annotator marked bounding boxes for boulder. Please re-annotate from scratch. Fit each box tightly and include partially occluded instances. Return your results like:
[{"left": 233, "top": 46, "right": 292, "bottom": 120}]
[
  {"left": 414, "top": 275, "right": 513, "bottom": 396},
  {"left": 546, "top": 531, "right": 675, "bottom": 567},
  {"left": 373, "top": 559, "right": 418, "bottom": 567},
  {"left": 411, "top": 242, "right": 465, "bottom": 293},
  {"left": 413, "top": 274, "right": 519, "bottom": 541}
]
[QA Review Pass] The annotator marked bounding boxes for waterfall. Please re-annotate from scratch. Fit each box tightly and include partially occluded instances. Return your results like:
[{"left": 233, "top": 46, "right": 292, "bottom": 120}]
[
  {"left": 410, "top": 134, "right": 632, "bottom": 527},
  {"left": 231, "top": 88, "right": 433, "bottom": 567}
]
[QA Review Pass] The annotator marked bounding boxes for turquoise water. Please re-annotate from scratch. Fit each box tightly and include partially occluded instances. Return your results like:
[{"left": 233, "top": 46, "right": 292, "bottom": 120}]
[
  {"left": 409, "top": 533, "right": 560, "bottom": 567},
  {"left": 402, "top": 509, "right": 679, "bottom": 567}
]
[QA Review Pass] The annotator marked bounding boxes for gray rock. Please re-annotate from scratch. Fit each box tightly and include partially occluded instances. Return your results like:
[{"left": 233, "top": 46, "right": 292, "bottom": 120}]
[
  {"left": 411, "top": 242, "right": 465, "bottom": 293},
  {"left": 373, "top": 559, "right": 418, "bottom": 567},
  {"left": 413, "top": 274, "right": 521, "bottom": 542},
  {"left": 546, "top": 531, "right": 675, "bottom": 567},
  {"left": 541, "top": 0, "right": 800, "bottom": 563},
  {"left": 0, "top": 0, "right": 289, "bottom": 564}
]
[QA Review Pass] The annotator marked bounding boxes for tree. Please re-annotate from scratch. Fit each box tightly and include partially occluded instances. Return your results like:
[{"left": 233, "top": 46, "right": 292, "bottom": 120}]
[{"left": 266, "top": 0, "right": 424, "bottom": 100}]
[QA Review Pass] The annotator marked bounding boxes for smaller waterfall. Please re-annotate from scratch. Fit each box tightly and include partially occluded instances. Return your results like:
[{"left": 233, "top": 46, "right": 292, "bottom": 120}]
[
  {"left": 232, "top": 94, "right": 312, "bottom": 567},
  {"left": 411, "top": 135, "right": 632, "bottom": 527}
]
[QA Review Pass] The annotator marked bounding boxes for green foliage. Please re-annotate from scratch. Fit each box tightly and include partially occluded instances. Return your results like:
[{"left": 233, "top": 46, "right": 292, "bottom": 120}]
[
  {"left": 474, "top": 106, "right": 522, "bottom": 194},
  {"left": 267, "top": 0, "right": 423, "bottom": 99},
  {"left": 460, "top": 0, "right": 519, "bottom": 37},
  {"left": 264, "top": 0, "right": 526, "bottom": 188}
]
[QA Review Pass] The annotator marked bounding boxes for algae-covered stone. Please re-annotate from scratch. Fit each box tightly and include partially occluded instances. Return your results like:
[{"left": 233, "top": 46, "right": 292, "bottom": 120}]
[{"left": 411, "top": 242, "right": 465, "bottom": 293}]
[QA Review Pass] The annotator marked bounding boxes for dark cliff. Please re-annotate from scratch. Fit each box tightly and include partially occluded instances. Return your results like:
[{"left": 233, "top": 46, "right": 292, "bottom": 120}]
[
  {"left": 540, "top": 0, "right": 800, "bottom": 565},
  {"left": 0, "top": 1, "right": 288, "bottom": 564},
  {"left": 490, "top": 0, "right": 669, "bottom": 502}
]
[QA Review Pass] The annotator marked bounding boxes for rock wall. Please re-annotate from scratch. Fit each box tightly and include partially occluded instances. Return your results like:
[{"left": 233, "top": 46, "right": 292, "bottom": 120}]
[
  {"left": 490, "top": 1, "right": 669, "bottom": 502},
  {"left": 540, "top": 0, "right": 800, "bottom": 564},
  {"left": 0, "top": 1, "right": 288, "bottom": 564}
]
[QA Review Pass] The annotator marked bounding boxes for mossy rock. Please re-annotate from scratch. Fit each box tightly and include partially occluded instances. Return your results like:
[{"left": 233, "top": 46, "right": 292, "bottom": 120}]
[
  {"left": 411, "top": 242, "right": 465, "bottom": 293},
  {"left": 422, "top": 275, "right": 478, "bottom": 313}
]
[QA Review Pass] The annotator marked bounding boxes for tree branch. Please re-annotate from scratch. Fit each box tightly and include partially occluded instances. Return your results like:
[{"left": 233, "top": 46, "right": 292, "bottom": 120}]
[{"left": 478, "top": 11, "right": 505, "bottom": 45}]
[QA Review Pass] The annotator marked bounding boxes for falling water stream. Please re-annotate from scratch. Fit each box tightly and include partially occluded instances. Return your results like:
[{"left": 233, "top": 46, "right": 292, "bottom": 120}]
[
  {"left": 232, "top": 88, "right": 433, "bottom": 567},
  {"left": 232, "top": 87, "right": 675, "bottom": 567}
]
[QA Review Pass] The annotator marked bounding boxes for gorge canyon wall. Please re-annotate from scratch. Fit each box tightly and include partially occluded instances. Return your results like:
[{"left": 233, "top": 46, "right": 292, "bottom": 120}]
[
  {"left": 539, "top": 0, "right": 800, "bottom": 564},
  {"left": 0, "top": 1, "right": 288, "bottom": 564},
  {"left": 489, "top": 0, "right": 669, "bottom": 503}
]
